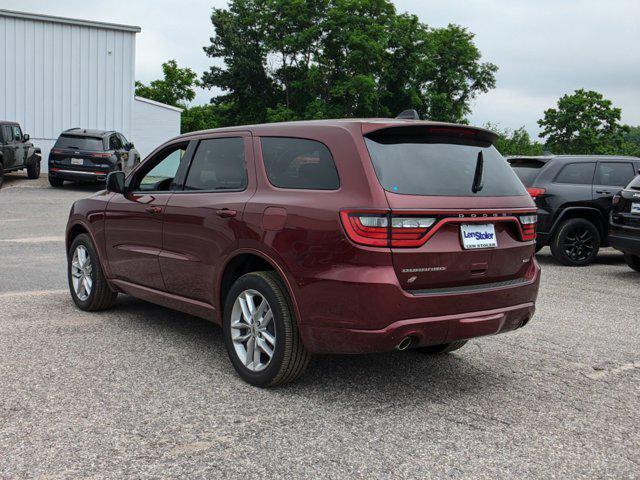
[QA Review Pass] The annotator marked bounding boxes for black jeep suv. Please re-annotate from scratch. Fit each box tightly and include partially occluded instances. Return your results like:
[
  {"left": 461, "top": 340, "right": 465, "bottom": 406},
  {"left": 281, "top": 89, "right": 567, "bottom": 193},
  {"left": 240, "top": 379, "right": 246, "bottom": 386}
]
[
  {"left": 609, "top": 175, "right": 640, "bottom": 272},
  {"left": 48, "top": 128, "right": 139, "bottom": 187},
  {"left": 0, "top": 121, "right": 41, "bottom": 188},
  {"left": 508, "top": 155, "right": 640, "bottom": 266}
]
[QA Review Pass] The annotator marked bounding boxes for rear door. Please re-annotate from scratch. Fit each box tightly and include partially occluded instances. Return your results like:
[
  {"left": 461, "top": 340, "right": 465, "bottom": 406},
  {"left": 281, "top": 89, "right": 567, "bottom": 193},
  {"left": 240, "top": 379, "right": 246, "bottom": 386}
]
[
  {"left": 160, "top": 133, "right": 255, "bottom": 304},
  {"left": 592, "top": 161, "right": 636, "bottom": 213},
  {"left": 364, "top": 127, "right": 535, "bottom": 292}
]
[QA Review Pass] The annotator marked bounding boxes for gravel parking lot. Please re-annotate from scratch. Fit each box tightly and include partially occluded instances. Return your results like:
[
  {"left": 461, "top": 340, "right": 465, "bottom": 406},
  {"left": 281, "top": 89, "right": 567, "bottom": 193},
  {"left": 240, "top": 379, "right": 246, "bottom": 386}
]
[{"left": 1, "top": 172, "right": 639, "bottom": 479}]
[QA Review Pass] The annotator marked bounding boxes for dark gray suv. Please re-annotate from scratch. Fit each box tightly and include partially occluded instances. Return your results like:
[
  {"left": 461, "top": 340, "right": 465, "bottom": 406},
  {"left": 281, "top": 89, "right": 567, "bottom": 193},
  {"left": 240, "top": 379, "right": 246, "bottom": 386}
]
[{"left": 0, "top": 121, "right": 41, "bottom": 188}]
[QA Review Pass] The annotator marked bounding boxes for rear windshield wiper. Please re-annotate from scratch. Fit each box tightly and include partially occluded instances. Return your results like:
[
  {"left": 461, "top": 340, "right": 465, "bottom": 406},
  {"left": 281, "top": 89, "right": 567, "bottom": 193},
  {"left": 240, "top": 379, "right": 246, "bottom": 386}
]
[{"left": 472, "top": 150, "right": 484, "bottom": 193}]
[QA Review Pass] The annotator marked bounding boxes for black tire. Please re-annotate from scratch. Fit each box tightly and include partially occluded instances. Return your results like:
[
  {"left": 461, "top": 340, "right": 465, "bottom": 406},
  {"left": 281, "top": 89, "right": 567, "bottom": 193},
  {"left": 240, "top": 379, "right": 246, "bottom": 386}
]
[
  {"left": 550, "top": 218, "right": 600, "bottom": 266},
  {"left": 27, "top": 156, "right": 41, "bottom": 179},
  {"left": 223, "top": 271, "right": 310, "bottom": 387},
  {"left": 415, "top": 340, "right": 468, "bottom": 355},
  {"left": 48, "top": 175, "right": 64, "bottom": 187},
  {"left": 624, "top": 254, "right": 640, "bottom": 272},
  {"left": 67, "top": 233, "right": 117, "bottom": 311}
]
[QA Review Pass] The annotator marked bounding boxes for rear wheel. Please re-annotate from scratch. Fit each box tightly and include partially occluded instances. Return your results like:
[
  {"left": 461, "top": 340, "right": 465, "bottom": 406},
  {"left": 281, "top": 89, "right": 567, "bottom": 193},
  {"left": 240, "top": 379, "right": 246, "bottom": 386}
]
[
  {"left": 624, "top": 254, "right": 640, "bottom": 272},
  {"left": 27, "top": 156, "right": 41, "bottom": 179},
  {"left": 49, "top": 176, "right": 64, "bottom": 187},
  {"left": 223, "top": 271, "right": 310, "bottom": 387},
  {"left": 68, "top": 234, "right": 117, "bottom": 311},
  {"left": 415, "top": 340, "right": 468, "bottom": 355},
  {"left": 550, "top": 218, "right": 600, "bottom": 266}
]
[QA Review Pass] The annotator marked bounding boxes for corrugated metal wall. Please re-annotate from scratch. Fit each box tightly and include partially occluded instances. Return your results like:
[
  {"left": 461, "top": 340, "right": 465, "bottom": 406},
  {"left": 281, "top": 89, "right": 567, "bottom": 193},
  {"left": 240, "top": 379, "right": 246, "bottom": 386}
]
[
  {"left": 0, "top": 13, "right": 136, "bottom": 163},
  {"left": 133, "top": 97, "right": 182, "bottom": 160}
]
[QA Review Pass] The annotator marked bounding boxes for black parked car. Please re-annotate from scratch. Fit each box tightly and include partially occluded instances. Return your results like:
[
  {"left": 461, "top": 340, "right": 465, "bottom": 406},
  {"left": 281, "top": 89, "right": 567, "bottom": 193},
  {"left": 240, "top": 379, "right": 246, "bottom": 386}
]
[
  {"left": 508, "top": 155, "right": 640, "bottom": 266},
  {"left": 609, "top": 175, "right": 640, "bottom": 272},
  {"left": 48, "top": 128, "right": 139, "bottom": 187},
  {"left": 0, "top": 121, "right": 41, "bottom": 188}
]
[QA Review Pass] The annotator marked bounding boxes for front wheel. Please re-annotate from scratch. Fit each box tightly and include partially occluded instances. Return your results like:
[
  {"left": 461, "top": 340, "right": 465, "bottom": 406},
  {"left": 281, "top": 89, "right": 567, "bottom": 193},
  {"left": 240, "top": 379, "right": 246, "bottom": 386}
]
[
  {"left": 223, "top": 271, "right": 310, "bottom": 387},
  {"left": 415, "top": 340, "right": 468, "bottom": 355},
  {"left": 68, "top": 234, "right": 117, "bottom": 311},
  {"left": 27, "top": 156, "right": 41, "bottom": 179},
  {"left": 624, "top": 254, "right": 640, "bottom": 272},
  {"left": 550, "top": 218, "right": 600, "bottom": 266}
]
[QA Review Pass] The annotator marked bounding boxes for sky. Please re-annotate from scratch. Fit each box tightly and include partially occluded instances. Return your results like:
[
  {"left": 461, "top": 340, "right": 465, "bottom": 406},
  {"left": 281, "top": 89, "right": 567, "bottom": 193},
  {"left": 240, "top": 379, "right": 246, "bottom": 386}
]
[{"left": 3, "top": 0, "right": 640, "bottom": 137}]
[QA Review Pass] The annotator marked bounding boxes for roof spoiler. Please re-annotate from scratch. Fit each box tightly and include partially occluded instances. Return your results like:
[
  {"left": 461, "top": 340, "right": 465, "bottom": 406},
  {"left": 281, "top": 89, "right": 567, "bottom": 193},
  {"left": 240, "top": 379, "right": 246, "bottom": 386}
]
[{"left": 395, "top": 109, "right": 420, "bottom": 120}]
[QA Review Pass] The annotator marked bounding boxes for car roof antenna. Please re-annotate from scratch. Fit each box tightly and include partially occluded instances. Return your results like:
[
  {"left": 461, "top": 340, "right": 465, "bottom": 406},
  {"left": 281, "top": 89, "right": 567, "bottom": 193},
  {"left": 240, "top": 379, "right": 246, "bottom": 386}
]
[{"left": 395, "top": 109, "right": 420, "bottom": 120}]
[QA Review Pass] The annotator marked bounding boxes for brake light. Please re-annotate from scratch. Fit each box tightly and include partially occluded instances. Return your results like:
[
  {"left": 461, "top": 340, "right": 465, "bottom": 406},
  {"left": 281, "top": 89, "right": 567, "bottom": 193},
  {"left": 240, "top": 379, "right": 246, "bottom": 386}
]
[
  {"left": 91, "top": 153, "right": 112, "bottom": 158},
  {"left": 51, "top": 148, "right": 63, "bottom": 154},
  {"left": 518, "top": 214, "right": 537, "bottom": 241},
  {"left": 340, "top": 211, "right": 436, "bottom": 247},
  {"left": 527, "top": 187, "right": 546, "bottom": 199}
]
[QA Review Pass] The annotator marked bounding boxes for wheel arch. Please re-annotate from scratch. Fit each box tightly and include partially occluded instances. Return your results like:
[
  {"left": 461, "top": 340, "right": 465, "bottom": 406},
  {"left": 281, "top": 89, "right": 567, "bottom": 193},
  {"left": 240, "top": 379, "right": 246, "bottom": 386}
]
[
  {"left": 217, "top": 249, "right": 300, "bottom": 326},
  {"left": 550, "top": 207, "right": 607, "bottom": 240}
]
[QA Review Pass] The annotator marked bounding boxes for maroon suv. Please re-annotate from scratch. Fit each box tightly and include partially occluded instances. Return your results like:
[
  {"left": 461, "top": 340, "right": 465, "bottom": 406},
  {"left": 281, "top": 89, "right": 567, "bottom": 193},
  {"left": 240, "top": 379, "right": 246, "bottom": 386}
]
[{"left": 65, "top": 119, "right": 541, "bottom": 386}]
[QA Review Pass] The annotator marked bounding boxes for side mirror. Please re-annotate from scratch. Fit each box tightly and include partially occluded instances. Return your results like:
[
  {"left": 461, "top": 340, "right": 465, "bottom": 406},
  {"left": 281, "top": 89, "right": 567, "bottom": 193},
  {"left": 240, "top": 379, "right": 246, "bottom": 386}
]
[
  {"left": 106, "top": 171, "right": 126, "bottom": 194},
  {"left": 23, "top": 133, "right": 30, "bottom": 141}
]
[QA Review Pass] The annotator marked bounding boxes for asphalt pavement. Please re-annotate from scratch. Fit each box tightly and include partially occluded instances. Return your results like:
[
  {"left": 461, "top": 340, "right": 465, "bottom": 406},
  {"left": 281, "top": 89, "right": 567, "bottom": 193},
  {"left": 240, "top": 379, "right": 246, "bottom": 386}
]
[{"left": 1, "top": 172, "right": 638, "bottom": 479}]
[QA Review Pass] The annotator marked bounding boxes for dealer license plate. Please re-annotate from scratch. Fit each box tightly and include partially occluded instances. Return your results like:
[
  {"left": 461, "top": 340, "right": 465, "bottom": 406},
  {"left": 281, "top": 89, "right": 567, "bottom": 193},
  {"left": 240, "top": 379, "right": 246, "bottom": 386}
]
[
  {"left": 631, "top": 203, "right": 640, "bottom": 214},
  {"left": 70, "top": 158, "right": 84, "bottom": 165},
  {"left": 460, "top": 224, "right": 498, "bottom": 249}
]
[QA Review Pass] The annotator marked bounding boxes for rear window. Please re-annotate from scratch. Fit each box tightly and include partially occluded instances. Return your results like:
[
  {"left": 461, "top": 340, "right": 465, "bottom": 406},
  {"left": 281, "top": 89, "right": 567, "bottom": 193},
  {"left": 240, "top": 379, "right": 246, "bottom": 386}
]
[
  {"left": 364, "top": 134, "right": 527, "bottom": 196},
  {"left": 508, "top": 159, "right": 546, "bottom": 186},
  {"left": 55, "top": 135, "right": 104, "bottom": 152},
  {"left": 261, "top": 137, "right": 340, "bottom": 190}
]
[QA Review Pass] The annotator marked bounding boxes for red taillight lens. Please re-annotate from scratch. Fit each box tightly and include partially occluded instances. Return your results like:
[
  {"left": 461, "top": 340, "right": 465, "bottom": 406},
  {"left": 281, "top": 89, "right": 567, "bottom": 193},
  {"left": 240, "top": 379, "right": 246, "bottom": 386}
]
[
  {"left": 340, "top": 211, "right": 436, "bottom": 247},
  {"left": 91, "top": 153, "right": 112, "bottom": 158},
  {"left": 527, "top": 187, "right": 546, "bottom": 199},
  {"left": 51, "top": 148, "right": 63, "bottom": 154},
  {"left": 519, "top": 214, "right": 537, "bottom": 241}
]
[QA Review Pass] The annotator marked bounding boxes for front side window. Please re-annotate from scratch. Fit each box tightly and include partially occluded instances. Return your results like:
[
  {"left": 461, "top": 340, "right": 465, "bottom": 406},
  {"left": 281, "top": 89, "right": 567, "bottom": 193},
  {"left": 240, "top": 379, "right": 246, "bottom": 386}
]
[
  {"left": 12, "top": 126, "right": 22, "bottom": 141},
  {"left": 136, "top": 144, "right": 188, "bottom": 192},
  {"left": 109, "top": 134, "right": 122, "bottom": 150},
  {"left": 184, "top": 138, "right": 247, "bottom": 191},
  {"left": 365, "top": 133, "right": 526, "bottom": 196},
  {"left": 261, "top": 137, "right": 340, "bottom": 190},
  {"left": 554, "top": 163, "right": 595, "bottom": 185},
  {"left": 595, "top": 162, "right": 635, "bottom": 187}
]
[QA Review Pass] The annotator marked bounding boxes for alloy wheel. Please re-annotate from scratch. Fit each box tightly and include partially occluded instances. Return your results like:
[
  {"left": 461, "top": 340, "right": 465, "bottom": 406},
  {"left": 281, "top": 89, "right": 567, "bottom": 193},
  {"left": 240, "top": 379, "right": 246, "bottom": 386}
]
[
  {"left": 230, "top": 289, "right": 276, "bottom": 372},
  {"left": 562, "top": 226, "right": 595, "bottom": 262},
  {"left": 71, "top": 245, "right": 93, "bottom": 301}
]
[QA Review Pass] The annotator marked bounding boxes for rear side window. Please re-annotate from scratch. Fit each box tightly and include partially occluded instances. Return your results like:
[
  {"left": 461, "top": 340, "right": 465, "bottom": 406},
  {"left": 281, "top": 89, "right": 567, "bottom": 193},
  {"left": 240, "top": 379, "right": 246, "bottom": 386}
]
[
  {"left": 365, "top": 134, "right": 526, "bottom": 196},
  {"left": 261, "top": 137, "right": 340, "bottom": 190},
  {"left": 595, "top": 162, "right": 635, "bottom": 187},
  {"left": 184, "top": 137, "right": 247, "bottom": 191},
  {"left": 2, "top": 126, "right": 11, "bottom": 142},
  {"left": 55, "top": 135, "right": 105, "bottom": 152},
  {"left": 554, "top": 163, "right": 595, "bottom": 185},
  {"left": 508, "top": 159, "right": 546, "bottom": 186}
]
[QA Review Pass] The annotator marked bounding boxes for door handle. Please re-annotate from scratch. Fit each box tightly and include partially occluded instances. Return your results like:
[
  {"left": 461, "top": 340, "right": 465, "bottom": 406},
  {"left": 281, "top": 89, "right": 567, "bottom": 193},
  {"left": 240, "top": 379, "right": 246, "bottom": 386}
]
[
  {"left": 145, "top": 206, "right": 162, "bottom": 214},
  {"left": 596, "top": 190, "right": 611, "bottom": 195},
  {"left": 216, "top": 208, "right": 237, "bottom": 218}
]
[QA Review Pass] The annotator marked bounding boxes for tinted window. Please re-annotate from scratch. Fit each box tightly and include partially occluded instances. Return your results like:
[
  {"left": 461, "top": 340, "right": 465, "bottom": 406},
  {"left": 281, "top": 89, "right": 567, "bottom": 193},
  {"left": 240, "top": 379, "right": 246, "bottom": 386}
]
[
  {"left": 365, "top": 135, "right": 526, "bottom": 196},
  {"left": 184, "top": 138, "right": 247, "bottom": 191},
  {"left": 508, "top": 159, "right": 547, "bottom": 186},
  {"left": 595, "top": 162, "right": 635, "bottom": 187},
  {"left": 12, "top": 126, "right": 22, "bottom": 141},
  {"left": 261, "top": 137, "right": 340, "bottom": 190},
  {"left": 554, "top": 163, "right": 595, "bottom": 185},
  {"left": 137, "top": 144, "right": 188, "bottom": 192},
  {"left": 55, "top": 135, "right": 104, "bottom": 152},
  {"left": 109, "top": 134, "right": 122, "bottom": 150}
]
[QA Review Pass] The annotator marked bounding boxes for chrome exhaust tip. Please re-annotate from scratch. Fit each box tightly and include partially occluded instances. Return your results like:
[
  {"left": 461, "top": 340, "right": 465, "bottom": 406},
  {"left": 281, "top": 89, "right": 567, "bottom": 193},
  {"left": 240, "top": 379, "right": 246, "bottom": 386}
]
[{"left": 396, "top": 336, "right": 412, "bottom": 351}]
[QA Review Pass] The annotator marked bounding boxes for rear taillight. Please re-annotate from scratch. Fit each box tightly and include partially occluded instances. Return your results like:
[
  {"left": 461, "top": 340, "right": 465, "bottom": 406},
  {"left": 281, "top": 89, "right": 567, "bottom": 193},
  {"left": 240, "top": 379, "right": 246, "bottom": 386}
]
[
  {"left": 340, "top": 211, "right": 436, "bottom": 247},
  {"left": 51, "top": 148, "right": 63, "bottom": 154},
  {"left": 91, "top": 153, "right": 111, "bottom": 158},
  {"left": 526, "top": 187, "right": 546, "bottom": 199},
  {"left": 519, "top": 214, "right": 537, "bottom": 241}
]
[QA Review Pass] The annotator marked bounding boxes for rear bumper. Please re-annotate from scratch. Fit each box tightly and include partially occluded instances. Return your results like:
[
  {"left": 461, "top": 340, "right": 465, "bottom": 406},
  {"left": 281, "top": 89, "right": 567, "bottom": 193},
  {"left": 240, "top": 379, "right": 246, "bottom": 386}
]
[
  {"left": 297, "top": 259, "right": 541, "bottom": 354},
  {"left": 49, "top": 168, "right": 108, "bottom": 182},
  {"left": 609, "top": 230, "right": 640, "bottom": 255}
]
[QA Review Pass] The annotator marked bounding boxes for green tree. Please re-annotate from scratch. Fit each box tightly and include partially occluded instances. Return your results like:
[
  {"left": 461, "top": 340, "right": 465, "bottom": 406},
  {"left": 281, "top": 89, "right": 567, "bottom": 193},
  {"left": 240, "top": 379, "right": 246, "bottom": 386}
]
[
  {"left": 485, "top": 123, "right": 544, "bottom": 156},
  {"left": 181, "top": 104, "right": 226, "bottom": 133},
  {"left": 135, "top": 60, "right": 199, "bottom": 108},
  {"left": 621, "top": 125, "right": 640, "bottom": 156},
  {"left": 538, "top": 89, "right": 629, "bottom": 155},
  {"left": 201, "top": 0, "right": 497, "bottom": 126}
]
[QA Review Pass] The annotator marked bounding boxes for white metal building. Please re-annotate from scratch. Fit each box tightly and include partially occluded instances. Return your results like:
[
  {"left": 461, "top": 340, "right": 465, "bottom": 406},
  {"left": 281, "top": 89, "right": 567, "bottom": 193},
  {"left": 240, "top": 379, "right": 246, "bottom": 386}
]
[
  {"left": 133, "top": 97, "right": 182, "bottom": 159},
  {"left": 0, "top": 9, "right": 181, "bottom": 168}
]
